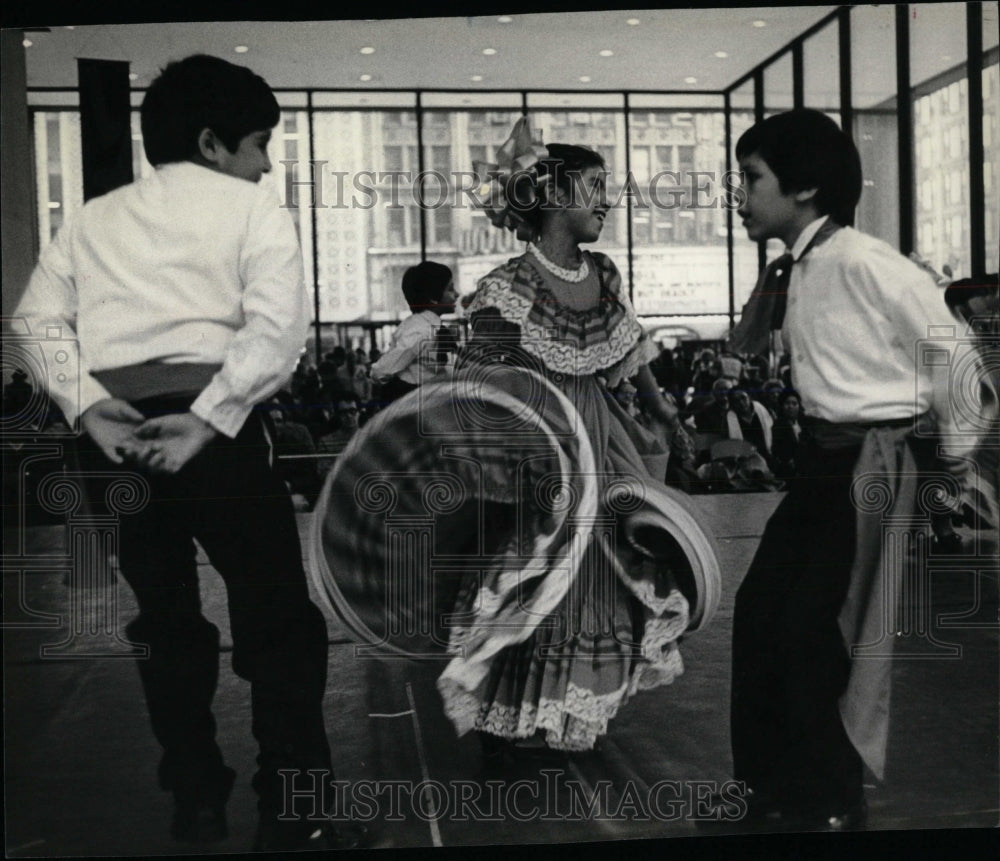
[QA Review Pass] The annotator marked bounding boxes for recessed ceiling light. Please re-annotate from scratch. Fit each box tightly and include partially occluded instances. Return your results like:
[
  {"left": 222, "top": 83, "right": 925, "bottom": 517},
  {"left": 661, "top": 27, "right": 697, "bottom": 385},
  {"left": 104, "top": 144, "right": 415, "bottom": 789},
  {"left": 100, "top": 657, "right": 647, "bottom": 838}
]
[
  {"left": 626, "top": 18, "right": 641, "bottom": 26},
  {"left": 482, "top": 47, "right": 497, "bottom": 55},
  {"left": 498, "top": 16, "right": 513, "bottom": 23},
  {"left": 129, "top": 73, "right": 139, "bottom": 81},
  {"left": 360, "top": 74, "right": 372, "bottom": 82},
  {"left": 360, "top": 46, "right": 375, "bottom": 54},
  {"left": 714, "top": 51, "right": 729, "bottom": 59},
  {"left": 234, "top": 45, "right": 249, "bottom": 53},
  {"left": 22, "top": 38, "right": 32, "bottom": 47},
  {"left": 599, "top": 49, "right": 614, "bottom": 57},
  {"left": 470, "top": 74, "right": 483, "bottom": 82},
  {"left": 685, "top": 76, "right": 698, "bottom": 84},
  {"left": 752, "top": 20, "right": 767, "bottom": 28},
  {"left": 48, "top": 201, "right": 61, "bottom": 209},
  {"left": 579, "top": 76, "right": 592, "bottom": 83}
]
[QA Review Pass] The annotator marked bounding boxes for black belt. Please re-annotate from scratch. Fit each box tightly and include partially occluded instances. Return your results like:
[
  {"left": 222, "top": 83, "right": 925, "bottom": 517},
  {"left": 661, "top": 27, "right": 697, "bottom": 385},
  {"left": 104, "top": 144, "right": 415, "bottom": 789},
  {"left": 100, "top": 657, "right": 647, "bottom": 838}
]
[
  {"left": 805, "top": 414, "right": 918, "bottom": 432},
  {"left": 803, "top": 413, "right": 926, "bottom": 451}
]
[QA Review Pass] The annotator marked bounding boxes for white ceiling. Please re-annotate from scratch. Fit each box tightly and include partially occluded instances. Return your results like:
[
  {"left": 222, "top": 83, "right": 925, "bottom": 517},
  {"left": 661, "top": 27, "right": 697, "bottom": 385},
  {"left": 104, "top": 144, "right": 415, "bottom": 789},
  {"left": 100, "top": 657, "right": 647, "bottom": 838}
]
[{"left": 21, "top": 8, "right": 839, "bottom": 93}]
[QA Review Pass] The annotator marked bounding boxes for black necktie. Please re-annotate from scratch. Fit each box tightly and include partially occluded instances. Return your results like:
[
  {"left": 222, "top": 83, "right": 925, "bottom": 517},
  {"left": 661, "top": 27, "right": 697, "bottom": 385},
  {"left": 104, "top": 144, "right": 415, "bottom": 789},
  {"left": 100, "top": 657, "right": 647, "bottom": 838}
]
[{"left": 767, "top": 219, "right": 844, "bottom": 331}]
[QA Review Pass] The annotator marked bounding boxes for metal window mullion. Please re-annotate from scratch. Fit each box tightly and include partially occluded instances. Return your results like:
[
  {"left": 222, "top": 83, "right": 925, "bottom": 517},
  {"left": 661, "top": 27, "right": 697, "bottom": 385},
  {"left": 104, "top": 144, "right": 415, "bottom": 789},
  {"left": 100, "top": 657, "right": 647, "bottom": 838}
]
[
  {"left": 896, "top": 4, "right": 915, "bottom": 256},
  {"left": 967, "top": 0, "right": 986, "bottom": 278}
]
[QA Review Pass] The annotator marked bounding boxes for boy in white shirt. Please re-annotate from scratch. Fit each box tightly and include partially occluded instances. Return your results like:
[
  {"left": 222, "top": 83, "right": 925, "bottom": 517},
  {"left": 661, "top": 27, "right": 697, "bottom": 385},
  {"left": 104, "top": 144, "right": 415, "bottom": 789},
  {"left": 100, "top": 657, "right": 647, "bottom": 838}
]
[
  {"left": 371, "top": 261, "right": 457, "bottom": 404},
  {"left": 15, "top": 54, "right": 363, "bottom": 851},
  {"left": 723, "top": 109, "right": 965, "bottom": 832}
]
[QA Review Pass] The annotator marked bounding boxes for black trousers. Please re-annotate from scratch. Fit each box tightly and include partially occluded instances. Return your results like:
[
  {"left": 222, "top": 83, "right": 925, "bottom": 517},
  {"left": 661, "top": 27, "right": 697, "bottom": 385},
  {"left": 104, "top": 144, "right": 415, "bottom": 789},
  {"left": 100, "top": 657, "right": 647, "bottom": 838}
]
[
  {"left": 79, "top": 397, "right": 332, "bottom": 816},
  {"left": 730, "top": 435, "right": 865, "bottom": 813}
]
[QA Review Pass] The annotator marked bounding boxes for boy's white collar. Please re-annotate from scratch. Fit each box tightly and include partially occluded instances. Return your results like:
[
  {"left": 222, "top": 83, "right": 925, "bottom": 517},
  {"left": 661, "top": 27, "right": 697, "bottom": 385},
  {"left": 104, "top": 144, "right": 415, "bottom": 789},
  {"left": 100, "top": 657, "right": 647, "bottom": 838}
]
[{"left": 789, "top": 215, "right": 829, "bottom": 261}]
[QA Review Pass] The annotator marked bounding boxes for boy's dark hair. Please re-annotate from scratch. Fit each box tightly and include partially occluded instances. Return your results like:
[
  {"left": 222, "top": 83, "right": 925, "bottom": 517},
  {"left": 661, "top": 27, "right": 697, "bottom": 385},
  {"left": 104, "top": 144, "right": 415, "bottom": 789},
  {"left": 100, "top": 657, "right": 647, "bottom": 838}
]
[
  {"left": 401, "top": 261, "right": 453, "bottom": 311},
  {"left": 141, "top": 54, "right": 279, "bottom": 166},
  {"left": 518, "top": 143, "right": 606, "bottom": 233},
  {"left": 736, "top": 109, "right": 862, "bottom": 227}
]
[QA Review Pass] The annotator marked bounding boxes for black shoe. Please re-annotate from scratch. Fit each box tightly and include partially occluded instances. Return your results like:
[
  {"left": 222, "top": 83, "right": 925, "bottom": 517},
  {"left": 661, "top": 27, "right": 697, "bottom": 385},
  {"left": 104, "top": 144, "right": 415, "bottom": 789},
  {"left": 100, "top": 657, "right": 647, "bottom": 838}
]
[
  {"left": 171, "top": 766, "right": 237, "bottom": 843},
  {"left": 694, "top": 786, "right": 785, "bottom": 834},
  {"left": 818, "top": 799, "right": 868, "bottom": 832},
  {"left": 786, "top": 799, "right": 868, "bottom": 833},
  {"left": 253, "top": 818, "right": 369, "bottom": 852}
]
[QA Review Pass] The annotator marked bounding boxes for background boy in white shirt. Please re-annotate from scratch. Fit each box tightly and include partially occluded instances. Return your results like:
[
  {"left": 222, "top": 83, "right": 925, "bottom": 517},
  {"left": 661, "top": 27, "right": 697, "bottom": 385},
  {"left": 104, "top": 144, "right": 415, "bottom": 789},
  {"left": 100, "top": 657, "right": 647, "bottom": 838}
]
[
  {"left": 15, "top": 54, "right": 363, "bottom": 851},
  {"left": 370, "top": 260, "right": 457, "bottom": 404}
]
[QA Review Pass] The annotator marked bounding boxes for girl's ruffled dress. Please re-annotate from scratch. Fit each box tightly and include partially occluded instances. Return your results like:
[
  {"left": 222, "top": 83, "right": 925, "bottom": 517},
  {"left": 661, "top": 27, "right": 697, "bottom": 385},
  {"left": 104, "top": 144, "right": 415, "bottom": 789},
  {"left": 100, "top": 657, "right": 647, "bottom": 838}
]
[{"left": 436, "top": 251, "right": 690, "bottom": 751}]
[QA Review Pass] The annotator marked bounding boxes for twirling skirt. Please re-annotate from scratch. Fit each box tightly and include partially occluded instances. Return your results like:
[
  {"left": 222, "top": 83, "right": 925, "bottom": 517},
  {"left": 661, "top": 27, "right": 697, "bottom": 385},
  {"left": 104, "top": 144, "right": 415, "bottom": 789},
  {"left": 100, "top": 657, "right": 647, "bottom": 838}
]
[{"left": 310, "top": 366, "right": 721, "bottom": 750}]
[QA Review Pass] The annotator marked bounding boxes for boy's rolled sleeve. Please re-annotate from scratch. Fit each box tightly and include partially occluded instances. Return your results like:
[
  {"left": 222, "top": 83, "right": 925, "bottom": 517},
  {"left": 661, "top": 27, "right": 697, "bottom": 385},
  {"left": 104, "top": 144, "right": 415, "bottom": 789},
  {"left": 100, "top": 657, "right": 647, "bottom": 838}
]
[
  {"left": 190, "top": 192, "right": 309, "bottom": 438},
  {"left": 370, "top": 319, "right": 426, "bottom": 383},
  {"left": 15, "top": 220, "right": 112, "bottom": 426}
]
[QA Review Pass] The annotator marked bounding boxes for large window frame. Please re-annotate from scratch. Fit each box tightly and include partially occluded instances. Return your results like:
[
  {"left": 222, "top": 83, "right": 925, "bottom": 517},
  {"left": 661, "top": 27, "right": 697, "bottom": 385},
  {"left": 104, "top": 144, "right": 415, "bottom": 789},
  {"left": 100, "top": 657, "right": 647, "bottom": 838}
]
[{"left": 26, "top": 4, "right": 996, "bottom": 361}]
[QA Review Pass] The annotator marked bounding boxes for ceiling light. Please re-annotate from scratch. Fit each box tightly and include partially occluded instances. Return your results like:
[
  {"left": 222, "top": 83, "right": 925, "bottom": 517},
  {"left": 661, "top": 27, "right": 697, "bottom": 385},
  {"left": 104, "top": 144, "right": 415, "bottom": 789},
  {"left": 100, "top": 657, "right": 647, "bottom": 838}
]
[
  {"left": 498, "top": 16, "right": 513, "bottom": 23},
  {"left": 482, "top": 47, "right": 497, "bottom": 55},
  {"left": 234, "top": 45, "right": 249, "bottom": 53},
  {"left": 360, "top": 74, "right": 372, "bottom": 82},
  {"left": 714, "top": 51, "right": 729, "bottom": 59},
  {"left": 48, "top": 201, "right": 61, "bottom": 209},
  {"left": 360, "top": 46, "right": 375, "bottom": 54},
  {"left": 64, "top": 25, "right": 75, "bottom": 29},
  {"left": 599, "top": 49, "right": 614, "bottom": 57},
  {"left": 752, "top": 20, "right": 767, "bottom": 28},
  {"left": 23, "top": 38, "right": 32, "bottom": 47},
  {"left": 626, "top": 18, "right": 640, "bottom": 26},
  {"left": 579, "top": 76, "right": 592, "bottom": 83},
  {"left": 470, "top": 74, "right": 483, "bottom": 82},
  {"left": 685, "top": 76, "right": 698, "bottom": 84},
  {"left": 129, "top": 73, "right": 139, "bottom": 81}
]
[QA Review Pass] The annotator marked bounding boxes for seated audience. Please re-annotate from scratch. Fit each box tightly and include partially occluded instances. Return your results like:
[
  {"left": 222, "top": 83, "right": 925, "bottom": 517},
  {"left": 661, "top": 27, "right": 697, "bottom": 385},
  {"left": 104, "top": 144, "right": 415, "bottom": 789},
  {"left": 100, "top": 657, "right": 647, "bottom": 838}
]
[
  {"left": 725, "top": 387, "right": 774, "bottom": 465},
  {"left": 770, "top": 388, "right": 804, "bottom": 479}
]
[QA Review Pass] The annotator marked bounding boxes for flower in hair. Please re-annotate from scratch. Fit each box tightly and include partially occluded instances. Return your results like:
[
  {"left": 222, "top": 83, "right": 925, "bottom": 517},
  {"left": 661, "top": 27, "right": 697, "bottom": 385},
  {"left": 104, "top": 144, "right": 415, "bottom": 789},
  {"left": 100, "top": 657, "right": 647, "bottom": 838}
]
[{"left": 472, "top": 116, "right": 552, "bottom": 242}]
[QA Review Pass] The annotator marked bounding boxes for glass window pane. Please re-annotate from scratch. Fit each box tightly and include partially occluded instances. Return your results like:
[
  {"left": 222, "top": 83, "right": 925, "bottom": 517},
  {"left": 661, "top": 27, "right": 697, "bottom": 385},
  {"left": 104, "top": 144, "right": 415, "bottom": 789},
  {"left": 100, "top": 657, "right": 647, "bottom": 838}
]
[
  {"left": 312, "top": 110, "right": 416, "bottom": 323},
  {"left": 764, "top": 53, "right": 794, "bottom": 117},
  {"left": 266, "top": 110, "right": 314, "bottom": 308},
  {"left": 33, "top": 111, "right": 83, "bottom": 249},
  {"left": 804, "top": 22, "right": 840, "bottom": 121},
  {"left": 985, "top": 58, "right": 999, "bottom": 273},
  {"left": 418, "top": 110, "right": 524, "bottom": 291},
  {"left": 912, "top": 2, "right": 970, "bottom": 278},
  {"left": 762, "top": 54, "right": 795, "bottom": 261},
  {"left": 986, "top": 1, "right": 999, "bottom": 52},
  {"left": 982, "top": 78, "right": 996, "bottom": 272},
  {"left": 852, "top": 3, "right": 900, "bottom": 249},
  {"left": 729, "top": 82, "right": 762, "bottom": 320},
  {"left": 628, "top": 110, "right": 734, "bottom": 320}
]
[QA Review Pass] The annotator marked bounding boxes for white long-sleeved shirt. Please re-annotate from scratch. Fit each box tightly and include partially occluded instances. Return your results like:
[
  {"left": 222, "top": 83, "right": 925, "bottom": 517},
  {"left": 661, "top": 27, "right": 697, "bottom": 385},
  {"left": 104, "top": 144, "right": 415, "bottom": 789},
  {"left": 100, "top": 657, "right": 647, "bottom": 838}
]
[
  {"left": 782, "top": 217, "right": 963, "bottom": 430},
  {"left": 370, "top": 310, "right": 449, "bottom": 385},
  {"left": 15, "top": 161, "right": 309, "bottom": 438}
]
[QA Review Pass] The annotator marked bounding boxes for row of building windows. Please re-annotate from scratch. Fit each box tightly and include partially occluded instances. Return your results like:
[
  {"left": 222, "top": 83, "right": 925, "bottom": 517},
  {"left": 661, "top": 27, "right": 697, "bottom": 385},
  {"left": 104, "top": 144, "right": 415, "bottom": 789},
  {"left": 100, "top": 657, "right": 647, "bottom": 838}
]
[{"left": 29, "top": 7, "right": 998, "bottom": 335}]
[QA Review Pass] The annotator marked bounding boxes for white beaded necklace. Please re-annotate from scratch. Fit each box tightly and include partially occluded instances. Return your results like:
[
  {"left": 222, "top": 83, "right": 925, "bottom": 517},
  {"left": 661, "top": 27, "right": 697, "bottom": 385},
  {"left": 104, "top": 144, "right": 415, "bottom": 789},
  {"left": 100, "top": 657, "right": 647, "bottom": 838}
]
[{"left": 528, "top": 242, "right": 590, "bottom": 283}]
